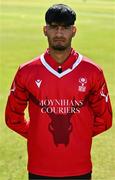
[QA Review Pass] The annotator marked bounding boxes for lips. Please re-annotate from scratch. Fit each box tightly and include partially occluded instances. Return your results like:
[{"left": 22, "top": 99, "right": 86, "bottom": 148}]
[{"left": 53, "top": 38, "right": 65, "bottom": 42}]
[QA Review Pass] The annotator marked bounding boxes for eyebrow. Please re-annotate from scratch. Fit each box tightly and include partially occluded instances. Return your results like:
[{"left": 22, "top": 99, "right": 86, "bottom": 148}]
[{"left": 47, "top": 23, "right": 72, "bottom": 27}]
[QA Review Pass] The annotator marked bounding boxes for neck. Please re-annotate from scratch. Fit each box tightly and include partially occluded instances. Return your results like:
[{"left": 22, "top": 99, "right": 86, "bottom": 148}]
[{"left": 48, "top": 47, "right": 72, "bottom": 64}]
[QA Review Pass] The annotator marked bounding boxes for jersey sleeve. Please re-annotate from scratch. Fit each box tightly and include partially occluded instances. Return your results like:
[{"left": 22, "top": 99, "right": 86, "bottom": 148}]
[
  {"left": 89, "top": 70, "right": 112, "bottom": 137},
  {"left": 5, "top": 67, "right": 29, "bottom": 139}
]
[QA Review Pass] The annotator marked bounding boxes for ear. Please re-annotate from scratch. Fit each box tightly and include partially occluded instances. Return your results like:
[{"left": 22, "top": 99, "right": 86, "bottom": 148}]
[
  {"left": 43, "top": 26, "right": 47, "bottom": 36},
  {"left": 72, "top": 26, "right": 77, "bottom": 37}
]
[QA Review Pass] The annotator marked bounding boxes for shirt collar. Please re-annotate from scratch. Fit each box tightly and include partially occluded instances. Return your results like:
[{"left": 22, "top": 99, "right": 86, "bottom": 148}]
[{"left": 44, "top": 48, "right": 79, "bottom": 72}]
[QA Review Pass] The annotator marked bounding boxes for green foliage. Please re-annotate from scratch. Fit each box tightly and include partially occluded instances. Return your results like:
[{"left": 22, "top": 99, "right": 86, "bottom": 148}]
[{"left": 0, "top": 0, "right": 115, "bottom": 179}]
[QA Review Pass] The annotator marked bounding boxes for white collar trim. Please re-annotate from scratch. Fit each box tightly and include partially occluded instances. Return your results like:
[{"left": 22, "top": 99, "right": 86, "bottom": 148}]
[{"left": 40, "top": 53, "right": 83, "bottom": 78}]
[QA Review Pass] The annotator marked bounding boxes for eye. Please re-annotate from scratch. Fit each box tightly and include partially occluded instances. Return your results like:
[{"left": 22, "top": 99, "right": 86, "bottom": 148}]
[
  {"left": 49, "top": 25, "right": 58, "bottom": 29},
  {"left": 63, "top": 26, "right": 71, "bottom": 29},
  {"left": 47, "top": 24, "right": 71, "bottom": 31}
]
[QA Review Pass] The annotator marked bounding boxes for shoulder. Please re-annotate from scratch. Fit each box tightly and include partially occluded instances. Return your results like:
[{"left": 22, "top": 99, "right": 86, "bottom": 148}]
[
  {"left": 14, "top": 55, "right": 43, "bottom": 84},
  {"left": 19, "top": 56, "right": 42, "bottom": 70},
  {"left": 16, "top": 55, "right": 44, "bottom": 76},
  {"left": 81, "top": 55, "right": 103, "bottom": 73},
  {"left": 80, "top": 55, "right": 105, "bottom": 86}
]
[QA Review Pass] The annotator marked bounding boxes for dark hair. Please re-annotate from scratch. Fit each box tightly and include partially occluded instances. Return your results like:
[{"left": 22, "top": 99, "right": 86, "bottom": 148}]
[{"left": 45, "top": 4, "right": 76, "bottom": 26}]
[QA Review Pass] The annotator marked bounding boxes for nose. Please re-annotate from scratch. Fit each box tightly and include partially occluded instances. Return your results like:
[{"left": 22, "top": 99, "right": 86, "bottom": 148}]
[{"left": 56, "top": 26, "right": 64, "bottom": 36}]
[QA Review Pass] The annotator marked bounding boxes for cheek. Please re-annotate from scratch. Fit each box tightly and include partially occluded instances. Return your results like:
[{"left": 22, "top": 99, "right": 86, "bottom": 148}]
[
  {"left": 46, "top": 32, "right": 55, "bottom": 39},
  {"left": 64, "top": 31, "right": 74, "bottom": 38},
  {"left": 72, "top": 31, "right": 76, "bottom": 37},
  {"left": 66, "top": 34, "right": 74, "bottom": 41},
  {"left": 47, "top": 36, "right": 54, "bottom": 45}
]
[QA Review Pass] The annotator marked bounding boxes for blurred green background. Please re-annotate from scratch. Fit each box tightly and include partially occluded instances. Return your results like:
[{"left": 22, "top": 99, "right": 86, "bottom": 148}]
[{"left": 0, "top": 0, "right": 115, "bottom": 179}]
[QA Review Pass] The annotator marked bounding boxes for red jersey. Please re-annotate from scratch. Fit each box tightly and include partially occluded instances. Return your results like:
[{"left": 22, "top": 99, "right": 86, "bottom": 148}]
[{"left": 5, "top": 49, "right": 112, "bottom": 177}]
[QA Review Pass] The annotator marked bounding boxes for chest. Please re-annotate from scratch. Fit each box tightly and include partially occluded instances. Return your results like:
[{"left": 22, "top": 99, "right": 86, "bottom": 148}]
[{"left": 26, "top": 66, "right": 91, "bottom": 103}]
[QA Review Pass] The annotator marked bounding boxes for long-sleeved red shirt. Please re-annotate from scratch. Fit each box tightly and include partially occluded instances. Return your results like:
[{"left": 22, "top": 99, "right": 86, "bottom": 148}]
[{"left": 5, "top": 49, "right": 112, "bottom": 177}]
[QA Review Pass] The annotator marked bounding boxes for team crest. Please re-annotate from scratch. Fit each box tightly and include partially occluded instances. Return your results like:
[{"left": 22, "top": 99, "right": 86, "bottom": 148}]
[{"left": 78, "top": 77, "right": 87, "bottom": 92}]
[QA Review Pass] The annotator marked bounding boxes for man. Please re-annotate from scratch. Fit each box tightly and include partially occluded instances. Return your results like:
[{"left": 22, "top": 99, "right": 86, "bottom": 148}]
[{"left": 5, "top": 4, "right": 112, "bottom": 180}]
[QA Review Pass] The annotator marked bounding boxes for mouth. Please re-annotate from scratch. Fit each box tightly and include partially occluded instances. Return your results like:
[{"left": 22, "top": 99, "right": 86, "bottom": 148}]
[{"left": 53, "top": 38, "right": 65, "bottom": 42}]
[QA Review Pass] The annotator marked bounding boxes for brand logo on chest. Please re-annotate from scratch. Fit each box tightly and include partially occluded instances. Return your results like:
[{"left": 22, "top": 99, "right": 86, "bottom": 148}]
[
  {"left": 35, "top": 79, "right": 42, "bottom": 88},
  {"left": 78, "top": 77, "right": 87, "bottom": 92}
]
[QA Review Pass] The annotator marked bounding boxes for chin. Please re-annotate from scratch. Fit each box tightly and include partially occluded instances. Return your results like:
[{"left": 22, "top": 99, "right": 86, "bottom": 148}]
[{"left": 52, "top": 46, "right": 67, "bottom": 51}]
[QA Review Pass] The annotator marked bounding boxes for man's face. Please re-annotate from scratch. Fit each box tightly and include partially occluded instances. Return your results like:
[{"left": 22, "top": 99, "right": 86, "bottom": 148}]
[{"left": 43, "top": 23, "right": 76, "bottom": 51}]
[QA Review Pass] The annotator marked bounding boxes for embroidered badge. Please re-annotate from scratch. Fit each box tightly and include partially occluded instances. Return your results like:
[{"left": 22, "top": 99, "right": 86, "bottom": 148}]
[{"left": 78, "top": 77, "right": 87, "bottom": 92}]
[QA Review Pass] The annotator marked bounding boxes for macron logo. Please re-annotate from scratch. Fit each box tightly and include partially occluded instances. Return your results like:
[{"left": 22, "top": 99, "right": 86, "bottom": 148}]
[{"left": 35, "top": 79, "right": 42, "bottom": 88}]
